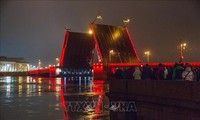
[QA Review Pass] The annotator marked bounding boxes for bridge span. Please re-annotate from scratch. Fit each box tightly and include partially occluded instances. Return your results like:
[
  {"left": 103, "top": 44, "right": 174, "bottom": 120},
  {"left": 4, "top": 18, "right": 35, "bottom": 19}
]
[
  {"left": 27, "top": 66, "right": 57, "bottom": 77},
  {"left": 26, "top": 61, "right": 200, "bottom": 78},
  {"left": 27, "top": 23, "right": 200, "bottom": 78}
]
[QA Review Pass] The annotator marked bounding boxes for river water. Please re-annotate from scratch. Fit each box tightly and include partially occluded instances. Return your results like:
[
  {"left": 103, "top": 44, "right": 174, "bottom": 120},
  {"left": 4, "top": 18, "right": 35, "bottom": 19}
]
[{"left": 0, "top": 76, "right": 110, "bottom": 120}]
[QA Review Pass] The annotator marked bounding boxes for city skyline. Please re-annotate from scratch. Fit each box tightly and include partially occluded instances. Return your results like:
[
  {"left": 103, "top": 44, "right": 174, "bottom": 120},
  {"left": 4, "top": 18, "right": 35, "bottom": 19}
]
[{"left": 1, "top": 1, "right": 200, "bottom": 66}]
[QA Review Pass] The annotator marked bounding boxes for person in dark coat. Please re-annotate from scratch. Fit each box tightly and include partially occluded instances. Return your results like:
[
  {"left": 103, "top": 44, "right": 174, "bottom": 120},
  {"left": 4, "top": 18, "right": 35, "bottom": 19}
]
[
  {"left": 142, "top": 64, "right": 152, "bottom": 80},
  {"left": 115, "top": 68, "right": 123, "bottom": 79},
  {"left": 122, "top": 69, "right": 128, "bottom": 79},
  {"left": 126, "top": 66, "right": 134, "bottom": 79},
  {"left": 172, "top": 63, "right": 184, "bottom": 80},
  {"left": 156, "top": 63, "right": 165, "bottom": 80},
  {"left": 151, "top": 67, "right": 157, "bottom": 80},
  {"left": 166, "top": 66, "right": 173, "bottom": 80}
]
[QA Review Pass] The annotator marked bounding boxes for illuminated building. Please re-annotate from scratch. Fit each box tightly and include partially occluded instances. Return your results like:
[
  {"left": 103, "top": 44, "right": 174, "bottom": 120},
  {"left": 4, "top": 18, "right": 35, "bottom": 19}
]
[{"left": 0, "top": 56, "right": 29, "bottom": 72}]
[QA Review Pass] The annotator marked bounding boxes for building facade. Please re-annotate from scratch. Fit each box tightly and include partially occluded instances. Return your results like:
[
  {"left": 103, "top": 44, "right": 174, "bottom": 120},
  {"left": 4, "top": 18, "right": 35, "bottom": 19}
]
[{"left": 0, "top": 56, "right": 29, "bottom": 72}]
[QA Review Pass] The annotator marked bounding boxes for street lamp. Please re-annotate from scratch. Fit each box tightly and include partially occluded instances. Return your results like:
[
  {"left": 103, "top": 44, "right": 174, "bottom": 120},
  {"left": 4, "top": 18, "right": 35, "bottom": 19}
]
[
  {"left": 123, "top": 18, "right": 131, "bottom": 26},
  {"left": 56, "top": 58, "right": 60, "bottom": 66},
  {"left": 38, "top": 60, "right": 41, "bottom": 69},
  {"left": 92, "top": 13, "right": 103, "bottom": 24},
  {"left": 144, "top": 51, "right": 150, "bottom": 62},
  {"left": 88, "top": 29, "right": 93, "bottom": 34},
  {"left": 109, "top": 50, "right": 114, "bottom": 63},
  {"left": 179, "top": 40, "right": 187, "bottom": 62}
]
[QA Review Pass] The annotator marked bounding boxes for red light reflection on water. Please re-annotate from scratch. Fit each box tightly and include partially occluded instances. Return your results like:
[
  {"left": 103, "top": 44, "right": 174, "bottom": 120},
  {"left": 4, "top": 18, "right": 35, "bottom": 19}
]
[
  {"left": 60, "top": 86, "right": 69, "bottom": 120},
  {"left": 93, "top": 80, "right": 104, "bottom": 119},
  {"left": 46, "top": 78, "right": 105, "bottom": 120}
]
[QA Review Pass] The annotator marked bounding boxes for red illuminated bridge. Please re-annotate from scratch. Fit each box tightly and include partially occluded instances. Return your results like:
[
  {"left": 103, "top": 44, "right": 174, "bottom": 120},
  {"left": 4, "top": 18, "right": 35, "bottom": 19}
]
[{"left": 28, "top": 23, "right": 200, "bottom": 77}]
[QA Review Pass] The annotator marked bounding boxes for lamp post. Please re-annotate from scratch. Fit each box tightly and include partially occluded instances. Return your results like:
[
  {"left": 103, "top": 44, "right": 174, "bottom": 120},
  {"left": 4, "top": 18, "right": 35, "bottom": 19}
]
[
  {"left": 179, "top": 40, "right": 187, "bottom": 62},
  {"left": 144, "top": 51, "right": 150, "bottom": 62},
  {"left": 56, "top": 58, "right": 60, "bottom": 66},
  {"left": 109, "top": 50, "right": 114, "bottom": 63},
  {"left": 123, "top": 18, "right": 131, "bottom": 26},
  {"left": 92, "top": 13, "right": 103, "bottom": 24},
  {"left": 38, "top": 60, "right": 41, "bottom": 69}
]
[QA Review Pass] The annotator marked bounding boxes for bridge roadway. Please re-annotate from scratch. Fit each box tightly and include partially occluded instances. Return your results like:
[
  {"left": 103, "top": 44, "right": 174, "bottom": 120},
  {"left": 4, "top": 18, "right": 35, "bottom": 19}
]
[
  {"left": 27, "top": 66, "right": 56, "bottom": 77},
  {"left": 108, "top": 78, "right": 200, "bottom": 120},
  {"left": 26, "top": 62, "right": 200, "bottom": 78}
]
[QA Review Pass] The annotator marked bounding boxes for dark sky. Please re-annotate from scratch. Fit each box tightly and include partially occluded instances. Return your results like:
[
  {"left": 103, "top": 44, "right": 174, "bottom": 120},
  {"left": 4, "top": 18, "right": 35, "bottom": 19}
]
[{"left": 0, "top": 0, "right": 200, "bottom": 66}]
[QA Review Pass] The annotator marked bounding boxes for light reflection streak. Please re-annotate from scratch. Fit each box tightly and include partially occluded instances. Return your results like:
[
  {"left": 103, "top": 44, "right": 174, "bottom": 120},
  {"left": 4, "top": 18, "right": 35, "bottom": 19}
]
[
  {"left": 38, "top": 85, "right": 42, "bottom": 96},
  {"left": 18, "top": 84, "right": 22, "bottom": 97},
  {"left": 6, "top": 76, "right": 11, "bottom": 83},
  {"left": 79, "top": 78, "right": 81, "bottom": 92},
  {"left": 6, "top": 76, "right": 11, "bottom": 97},
  {"left": 92, "top": 80, "right": 104, "bottom": 119},
  {"left": 56, "top": 78, "right": 61, "bottom": 85},
  {"left": 58, "top": 78, "right": 105, "bottom": 119},
  {"left": 1, "top": 76, "right": 106, "bottom": 119},
  {"left": 38, "top": 78, "right": 42, "bottom": 84},
  {"left": 18, "top": 77, "right": 23, "bottom": 97},
  {"left": 26, "top": 77, "right": 36, "bottom": 97},
  {"left": 26, "top": 77, "right": 30, "bottom": 83},
  {"left": 18, "top": 76, "right": 23, "bottom": 84},
  {"left": 84, "top": 79, "right": 87, "bottom": 89},
  {"left": 64, "top": 77, "right": 67, "bottom": 93},
  {"left": 27, "top": 83, "right": 30, "bottom": 96},
  {"left": 60, "top": 86, "right": 69, "bottom": 120},
  {"left": 6, "top": 84, "right": 11, "bottom": 96}
]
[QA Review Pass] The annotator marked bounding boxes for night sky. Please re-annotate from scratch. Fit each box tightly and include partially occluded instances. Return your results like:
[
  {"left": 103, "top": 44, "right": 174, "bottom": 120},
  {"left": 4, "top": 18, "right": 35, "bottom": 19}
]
[{"left": 0, "top": 1, "right": 200, "bottom": 66}]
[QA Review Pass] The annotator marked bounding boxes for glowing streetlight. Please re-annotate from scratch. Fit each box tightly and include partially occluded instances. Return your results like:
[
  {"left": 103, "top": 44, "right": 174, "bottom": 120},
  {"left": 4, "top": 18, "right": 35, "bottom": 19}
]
[
  {"left": 179, "top": 39, "right": 187, "bottom": 62},
  {"left": 144, "top": 51, "right": 150, "bottom": 62},
  {"left": 88, "top": 29, "right": 93, "bottom": 34},
  {"left": 92, "top": 13, "right": 103, "bottom": 24},
  {"left": 109, "top": 50, "right": 114, "bottom": 63},
  {"left": 38, "top": 60, "right": 41, "bottom": 69},
  {"left": 123, "top": 18, "right": 131, "bottom": 26},
  {"left": 56, "top": 58, "right": 60, "bottom": 66},
  {"left": 97, "top": 15, "right": 103, "bottom": 20}
]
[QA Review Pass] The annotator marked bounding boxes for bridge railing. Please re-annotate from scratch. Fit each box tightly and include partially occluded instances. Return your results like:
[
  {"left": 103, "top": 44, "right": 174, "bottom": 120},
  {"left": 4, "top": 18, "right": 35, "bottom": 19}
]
[{"left": 27, "top": 66, "right": 56, "bottom": 77}]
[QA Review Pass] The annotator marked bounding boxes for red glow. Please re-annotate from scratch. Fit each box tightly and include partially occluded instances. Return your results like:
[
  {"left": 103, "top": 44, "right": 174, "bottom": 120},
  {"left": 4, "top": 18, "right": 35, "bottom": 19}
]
[
  {"left": 93, "top": 80, "right": 104, "bottom": 116},
  {"left": 28, "top": 68, "right": 50, "bottom": 75},
  {"left": 111, "top": 67, "right": 116, "bottom": 74},
  {"left": 125, "top": 27, "right": 140, "bottom": 62},
  {"left": 49, "top": 78, "right": 56, "bottom": 91},
  {"left": 108, "top": 62, "right": 200, "bottom": 67},
  {"left": 27, "top": 67, "right": 56, "bottom": 77},
  {"left": 60, "top": 86, "right": 69, "bottom": 120},
  {"left": 93, "top": 80, "right": 104, "bottom": 93},
  {"left": 95, "top": 95, "right": 103, "bottom": 114},
  {"left": 93, "top": 63, "right": 103, "bottom": 73},
  {"left": 60, "top": 32, "right": 69, "bottom": 67},
  {"left": 49, "top": 78, "right": 69, "bottom": 120}
]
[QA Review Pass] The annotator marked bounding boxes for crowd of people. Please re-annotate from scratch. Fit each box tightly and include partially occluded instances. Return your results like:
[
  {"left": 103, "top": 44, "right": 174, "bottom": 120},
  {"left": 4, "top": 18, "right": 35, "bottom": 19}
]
[{"left": 114, "top": 63, "right": 200, "bottom": 81}]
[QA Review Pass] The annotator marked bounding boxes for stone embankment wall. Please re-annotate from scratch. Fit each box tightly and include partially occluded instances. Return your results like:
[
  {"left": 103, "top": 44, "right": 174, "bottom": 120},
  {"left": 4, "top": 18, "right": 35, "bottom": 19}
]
[{"left": 109, "top": 78, "right": 200, "bottom": 120}]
